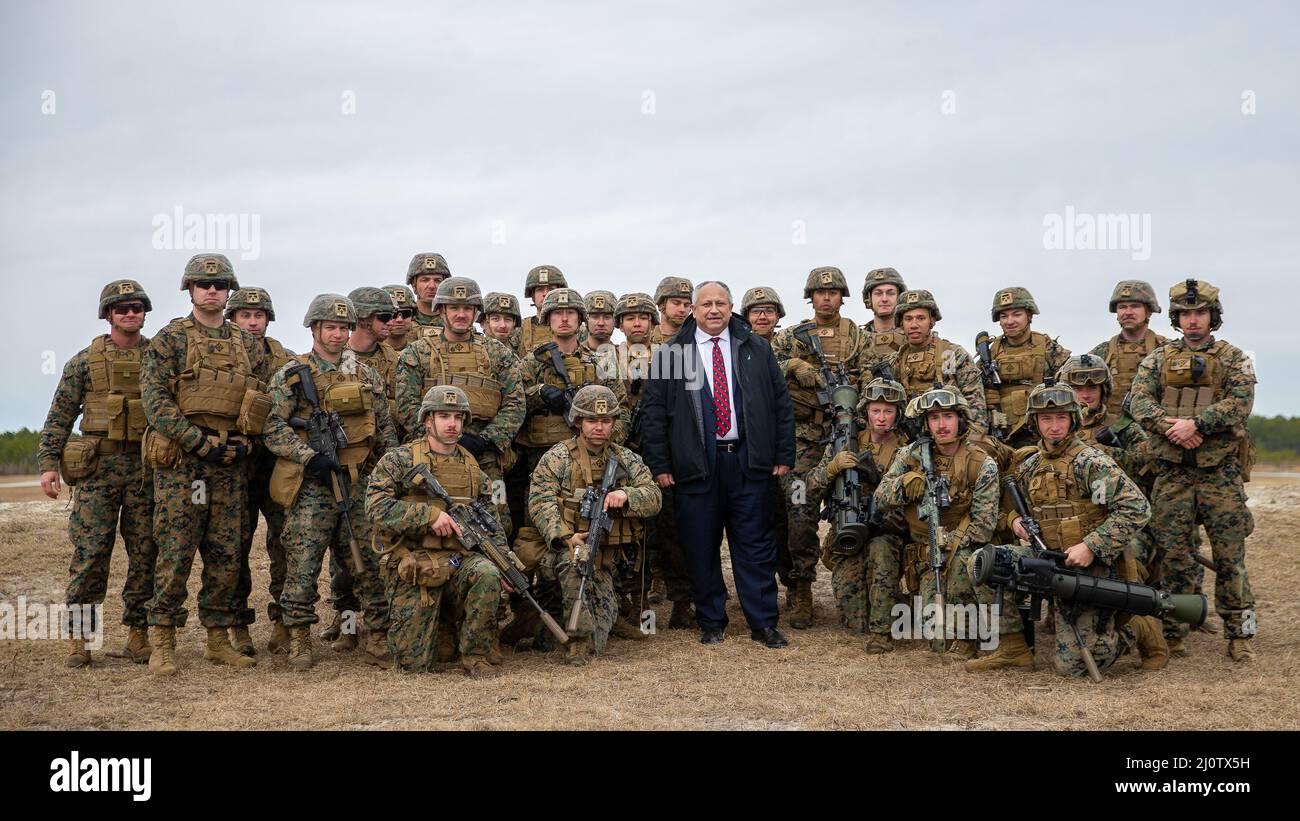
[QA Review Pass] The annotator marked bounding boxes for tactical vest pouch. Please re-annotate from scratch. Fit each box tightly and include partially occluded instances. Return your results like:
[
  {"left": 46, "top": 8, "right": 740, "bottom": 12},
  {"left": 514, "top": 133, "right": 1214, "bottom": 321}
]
[
  {"left": 999, "top": 358, "right": 1029, "bottom": 381},
  {"left": 397, "top": 547, "right": 457, "bottom": 590},
  {"left": 176, "top": 366, "right": 258, "bottom": 424},
  {"left": 1002, "top": 389, "right": 1030, "bottom": 426},
  {"left": 60, "top": 437, "right": 100, "bottom": 485},
  {"left": 1237, "top": 431, "right": 1256, "bottom": 482},
  {"left": 109, "top": 359, "right": 141, "bottom": 394},
  {"left": 141, "top": 428, "right": 181, "bottom": 470},
  {"left": 522, "top": 413, "right": 571, "bottom": 446},
  {"left": 512, "top": 525, "right": 548, "bottom": 574},
  {"left": 236, "top": 389, "right": 273, "bottom": 436},
  {"left": 269, "top": 458, "right": 306, "bottom": 507},
  {"left": 324, "top": 382, "right": 377, "bottom": 445},
  {"left": 1040, "top": 514, "right": 1085, "bottom": 549},
  {"left": 104, "top": 394, "right": 145, "bottom": 442}
]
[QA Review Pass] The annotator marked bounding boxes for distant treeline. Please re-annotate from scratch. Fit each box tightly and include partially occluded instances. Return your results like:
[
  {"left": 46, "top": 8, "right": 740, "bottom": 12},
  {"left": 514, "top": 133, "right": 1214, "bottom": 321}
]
[{"left": 0, "top": 416, "right": 1297, "bottom": 474}]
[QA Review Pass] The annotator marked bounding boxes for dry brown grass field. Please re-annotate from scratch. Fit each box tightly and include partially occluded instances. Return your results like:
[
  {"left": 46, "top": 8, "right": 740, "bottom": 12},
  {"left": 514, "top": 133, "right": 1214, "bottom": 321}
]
[{"left": 1, "top": 474, "right": 1297, "bottom": 731}]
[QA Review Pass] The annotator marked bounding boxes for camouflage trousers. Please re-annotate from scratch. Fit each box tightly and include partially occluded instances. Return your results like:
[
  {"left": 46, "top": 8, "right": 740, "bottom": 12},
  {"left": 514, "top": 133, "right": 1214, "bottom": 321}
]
[
  {"left": 545, "top": 547, "right": 618, "bottom": 654},
  {"left": 65, "top": 452, "right": 155, "bottom": 629},
  {"left": 279, "top": 477, "right": 388, "bottom": 634},
  {"left": 778, "top": 438, "right": 825, "bottom": 583},
  {"left": 147, "top": 457, "right": 247, "bottom": 628},
  {"left": 905, "top": 542, "right": 978, "bottom": 650},
  {"left": 1151, "top": 459, "right": 1255, "bottom": 640},
  {"left": 646, "top": 484, "right": 692, "bottom": 603},
  {"left": 823, "top": 533, "right": 903, "bottom": 635},
  {"left": 382, "top": 552, "right": 501, "bottom": 672},
  {"left": 235, "top": 467, "right": 286, "bottom": 625}
]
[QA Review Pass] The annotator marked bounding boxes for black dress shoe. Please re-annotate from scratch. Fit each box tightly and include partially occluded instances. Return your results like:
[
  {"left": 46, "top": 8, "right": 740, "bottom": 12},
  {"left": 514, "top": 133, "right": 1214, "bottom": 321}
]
[
  {"left": 750, "top": 627, "right": 788, "bottom": 648},
  {"left": 699, "top": 627, "right": 725, "bottom": 644}
]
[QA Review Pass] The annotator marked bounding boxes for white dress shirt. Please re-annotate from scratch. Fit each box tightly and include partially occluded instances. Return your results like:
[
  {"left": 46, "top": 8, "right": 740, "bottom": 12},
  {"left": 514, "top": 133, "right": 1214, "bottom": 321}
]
[{"left": 694, "top": 325, "right": 739, "bottom": 441}]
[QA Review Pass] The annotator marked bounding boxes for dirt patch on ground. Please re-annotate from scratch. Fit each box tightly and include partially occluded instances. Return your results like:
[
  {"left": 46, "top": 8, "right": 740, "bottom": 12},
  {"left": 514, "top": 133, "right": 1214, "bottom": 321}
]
[{"left": 2, "top": 477, "right": 1297, "bottom": 730}]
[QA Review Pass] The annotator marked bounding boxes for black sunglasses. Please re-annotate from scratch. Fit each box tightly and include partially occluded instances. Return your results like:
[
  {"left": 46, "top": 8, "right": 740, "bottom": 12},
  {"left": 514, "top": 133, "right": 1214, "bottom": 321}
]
[
  {"left": 373, "top": 313, "right": 395, "bottom": 323},
  {"left": 193, "top": 279, "right": 230, "bottom": 291},
  {"left": 112, "top": 303, "right": 146, "bottom": 315},
  {"left": 395, "top": 309, "right": 415, "bottom": 319}
]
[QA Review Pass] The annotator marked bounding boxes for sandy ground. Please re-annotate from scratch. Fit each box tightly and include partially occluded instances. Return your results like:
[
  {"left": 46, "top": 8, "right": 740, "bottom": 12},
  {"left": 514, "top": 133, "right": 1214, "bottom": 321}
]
[{"left": 1, "top": 474, "right": 1297, "bottom": 730}]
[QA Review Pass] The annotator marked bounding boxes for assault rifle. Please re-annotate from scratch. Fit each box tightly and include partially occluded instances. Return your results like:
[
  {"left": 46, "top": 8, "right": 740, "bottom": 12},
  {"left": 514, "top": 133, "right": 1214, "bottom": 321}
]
[
  {"left": 915, "top": 434, "right": 952, "bottom": 637},
  {"left": 566, "top": 457, "right": 622, "bottom": 633},
  {"left": 974, "top": 331, "right": 1008, "bottom": 441},
  {"left": 401, "top": 463, "right": 569, "bottom": 646},
  {"left": 286, "top": 363, "right": 365, "bottom": 575}
]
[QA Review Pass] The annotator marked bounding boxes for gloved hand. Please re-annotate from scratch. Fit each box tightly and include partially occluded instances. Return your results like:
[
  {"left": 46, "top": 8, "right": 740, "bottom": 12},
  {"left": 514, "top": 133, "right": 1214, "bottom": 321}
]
[
  {"left": 306, "top": 452, "right": 341, "bottom": 482},
  {"left": 789, "top": 359, "right": 823, "bottom": 389},
  {"left": 540, "top": 385, "right": 570, "bottom": 414},
  {"left": 459, "top": 432, "right": 490, "bottom": 459},
  {"left": 826, "top": 449, "right": 860, "bottom": 479},
  {"left": 1094, "top": 427, "right": 1119, "bottom": 448},
  {"left": 901, "top": 470, "right": 926, "bottom": 502},
  {"left": 195, "top": 435, "right": 229, "bottom": 465}
]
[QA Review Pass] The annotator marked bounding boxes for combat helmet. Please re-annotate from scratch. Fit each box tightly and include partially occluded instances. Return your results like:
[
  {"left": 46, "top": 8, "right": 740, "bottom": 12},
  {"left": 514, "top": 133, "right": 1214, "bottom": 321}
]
[
  {"left": 348, "top": 287, "right": 398, "bottom": 320},
  {"left": 382, "top": 284, "right": 418, "bottom": 312},
  {"left": 1168, "top": 278, "right": 1223, "bottom": 331},
  {"left": 1026, "top": 378, "right": 1085, "bottom": 435},
  {"left": 482, "top": 292, "right": 522, "bottom": 322},
  {"left": 406, "top": 253, "right": 450, "bottom": 286},
  {"left": 539, "top": 288, "right": 587, "bottom": 323},
  {"left": 741, "top": 286, "right": 786, "bottom": 319},
  {"left": 302, "top": 294, "right": 357, "bottom": 328},
  {"left": 862, "top": 267, "right": 907, "bottom": 308},
  {"left": 432, "top": 277, "right": 484, "bottom": 310},
  {"left": 894, "top": 289, "right": 942, "bottom": 322},
  {"left": 906, "top": 384, "right": 974, "bottom": 430},
  {"left": 225, "top": 287, "right": 274, "bottom": 321},
  {"left": 525, "top": 265, "right": 567, "bottom": 297},
  {"left": 615, "top": 292, "right": 660, "bottom": 324},
  {"left": 1108, "top": 280, "right": 1161, "bottom": 314},
  {"left": 180, "top": 254, "right": 239, "bottom": 291},
  {"left": 568, "top": 384, "right": 621, "bottom": 426},
  {"left": 654, "top": 276, "right": 694, "bottom": 306},
  {"left": 991, "top": 287, "right": 1040, "bottom": 322},
  {"left": 584, "top": 290, "right": 617, "bottom": 315},
  {"left": 803, "top": 266, "right": 850, "bottom": 298},
  {"left": 98, "top": 279, "right": 152, "bottom": 319},
  {"left": 1056, "top": 354, "right": 1113, "bottom": 402},
  {"left": 419, "top": 385, "right": 471, "bottom": 424},
  {"left": 859, "top": 377, "right": 907, "bottom": 414}
]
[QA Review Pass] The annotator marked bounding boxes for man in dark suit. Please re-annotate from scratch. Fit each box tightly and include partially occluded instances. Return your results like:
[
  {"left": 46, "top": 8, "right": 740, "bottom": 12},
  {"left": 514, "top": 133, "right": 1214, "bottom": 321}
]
[{"left": 640, "top": 281, "right": 796, "bottom": 647}]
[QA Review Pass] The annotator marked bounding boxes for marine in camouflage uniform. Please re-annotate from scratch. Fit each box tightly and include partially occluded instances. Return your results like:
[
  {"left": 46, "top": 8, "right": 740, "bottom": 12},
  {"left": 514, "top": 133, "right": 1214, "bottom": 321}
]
[
  {"left": 1088, "top": 280, "right": 1169, "bottom": 419},
  {"left": 316, "top": 287, "right": 402, "bottom": 649},
  {"left": 582, "top": 289, "right": 620, "bottom": 376},
  {"left": 859, "top": 267, "right": 908, "bottom": 364},
  {"left": 983, "top": 287, "right": 1071, "bottom": 446},
  {"left": 395, "top": 278, "right": 525, "bottom": 533},
  {"left": 141, "top": 254, "right": 271, "bottom": 676},
  {"left": 770, "top": 267, "right": 873, "bottom": 628},
  {"left": 381, "top": 284, "right": 419, "bottom": 352},
  {"left": 805, "top": 378, "right": 909, "bottom": 652},
  {"left": 39, "top": 279, "right": 156, "bottom": 668},
  {"left": 1129, "top": 279, "right": 1257, "bottom": 662},
  {"left": 480, "top": 291, "right": 522, "bottom": 349},
  {"left": 884, "top": 289, "right": 989, "bottom": 434},
  {"left": 527, "top": 386, "right": 662, "bottom": 663},
  {"left": 366, "top": 386, "right": 511, "bottom": 677},
  {"left": 967, "top": 380, "right": 1163, "bottom": 677},
  {"left": 873, "top": 386, "right": 999, "bottom": 660},
  {"left": 653, "top": 276, "right": 694, "bottom": 344},
  {"left": 262, "top": 294, "right": 399, "bottom": 670},
  {"left": 613, "top": 293, "right": 693, "bottom": 629},
  {"left": 225, "top": 286, "right": 296, "bottom": 655},
  {"left": 514, "top": 264, "right": 583, "bottom": 356},
  {"left": 406, "top": 252, "right": 450, "bottom": 339}
]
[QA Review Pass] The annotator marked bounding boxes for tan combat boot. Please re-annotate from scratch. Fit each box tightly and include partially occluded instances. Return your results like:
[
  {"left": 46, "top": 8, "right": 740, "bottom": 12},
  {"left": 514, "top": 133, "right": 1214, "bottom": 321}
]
[
  {"left": 107, "top": 626, "right": 151, "bottom": 663},
  {"left": 966, "top": 633, "right": 1034, "bottom": 671},
  {"left": 500, "top": 610, "right": 540, "bottom": 648},
  {"left": 1130, "top": 616, "right": 1169, "bottom": 671},
  {"left": 1227, "top": 638, "right": 1255, "bottom": 663},
  {"left": 230, "top": 625, "right": 255, "bottom": 656},
  {"left": 319, "top": 610, "right": 343, "bottom": 642},
  {"left": 565, "top": 640, "right": 591, "bottom": 666},
  {"left": 64, "top": 637, "right": 91, "bottom": 668},
  {"left": 287, "top": 626, "right": 314, "bottom": 671},
  {"left": 266, "top": 622, "right": 290, "bottom": 655},
  {"left": 147, "top": 626, "right": 178, "bottom": 677},
  {"left": 668, "top": 600, "right": 696, "bottom": 630},
  {"left": 363, "top": 631, "right": 393, "bottom": 669},
  {"left": 331, "top": 629, "right": 359, "bottom": 652},
  {"left": 788, "top": 581, "right": 814, "bottom": 630},
  {"left": 943, "top": 639, "right": 979, "bottom": 663},
  {"left": 462, "top": 654, "right": 498, "bottom": 678},
  {"left": 863, "top": 633, "right": 894, "bottom": 654},
  {"left": 1166, "top": 635, "right": 1187, "bottom": 657},
  {"left": 487, "top": 634, "right": 504, "bottom": 664},
  {"left": 204, "top": 627, "right": 256, "bottom": 668},
  {"left": 435, "top": 626, "right": 459, "bottom": 663},
  {"left": 647, "top": 578, "right": 666, "bottom": 604},
  {"left": 610, "top": 614, "right": 649, "bottom": 641}
]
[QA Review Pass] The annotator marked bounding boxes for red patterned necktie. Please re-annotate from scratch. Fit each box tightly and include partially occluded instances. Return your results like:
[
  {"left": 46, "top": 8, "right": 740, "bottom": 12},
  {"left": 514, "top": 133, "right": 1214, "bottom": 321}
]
[{"left": 711, "top": 337, "right": 731, "bottom": 437}]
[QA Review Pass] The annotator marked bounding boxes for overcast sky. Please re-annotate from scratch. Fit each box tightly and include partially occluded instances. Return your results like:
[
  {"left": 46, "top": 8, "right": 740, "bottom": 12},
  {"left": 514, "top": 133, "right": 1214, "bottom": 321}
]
[{"left": 2, "top": 1, "right": 1296, "bottom": 430}]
